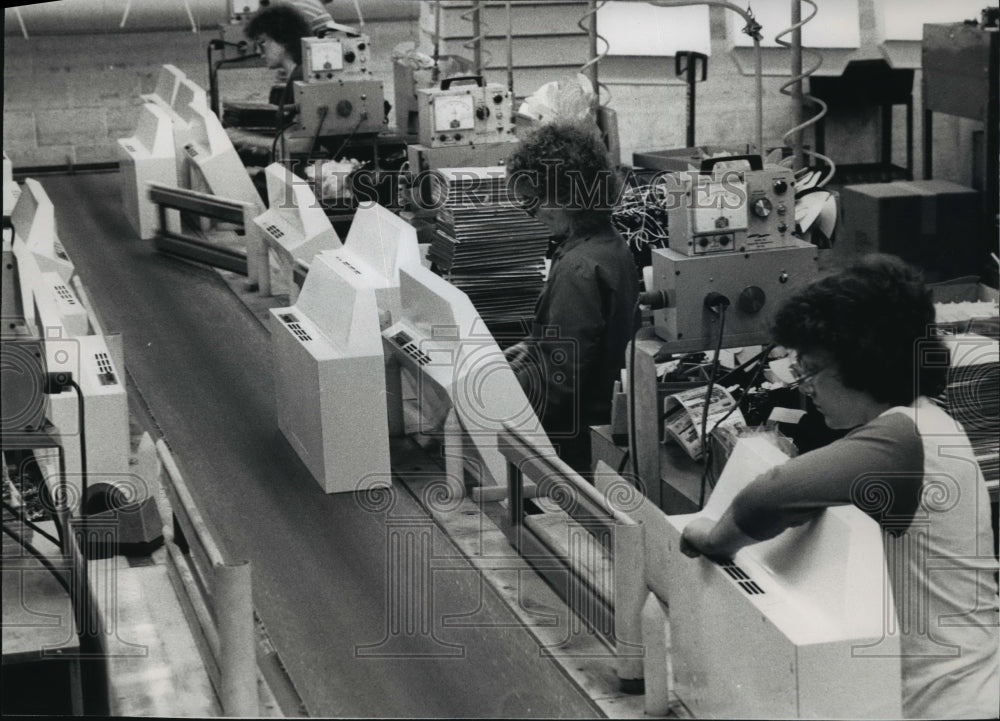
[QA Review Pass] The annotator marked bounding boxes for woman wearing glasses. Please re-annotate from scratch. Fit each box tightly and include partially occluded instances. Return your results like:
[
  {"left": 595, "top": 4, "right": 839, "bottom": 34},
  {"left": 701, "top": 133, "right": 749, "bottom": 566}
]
[
  {"left": 681, "top": 253, "right": 999, "bottom": 718},
  {"left": 226, "top": 5, "right": 311, "bottom": 166}
]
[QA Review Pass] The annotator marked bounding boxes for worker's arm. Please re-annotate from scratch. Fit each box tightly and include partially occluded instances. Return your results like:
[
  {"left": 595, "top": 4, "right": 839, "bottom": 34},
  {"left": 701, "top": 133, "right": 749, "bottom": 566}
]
[
  {"left": 680, "top": 507, "right": 758, "bottom": 561},
  {"left": 680, "top": 411, "right": 925, "bottom": 560}
]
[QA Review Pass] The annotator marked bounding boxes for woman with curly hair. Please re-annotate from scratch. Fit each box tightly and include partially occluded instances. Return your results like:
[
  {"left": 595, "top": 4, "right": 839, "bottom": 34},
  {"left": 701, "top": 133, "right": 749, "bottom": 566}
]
[
  {"left": 681, "top": 254, "right": 999, "bottom": 719},
  {"left": 504, "top": 122, "right": 639, "bottom": 474}
]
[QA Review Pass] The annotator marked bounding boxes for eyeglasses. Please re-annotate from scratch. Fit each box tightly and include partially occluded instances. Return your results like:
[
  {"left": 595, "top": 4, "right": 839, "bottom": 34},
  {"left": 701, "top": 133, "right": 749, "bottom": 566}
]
[
  {"left": 787, "top": 361, "right": 827, "bottom": 393},
  {"left": 516, "top": 196, "right": 540, "bottom": 218}
]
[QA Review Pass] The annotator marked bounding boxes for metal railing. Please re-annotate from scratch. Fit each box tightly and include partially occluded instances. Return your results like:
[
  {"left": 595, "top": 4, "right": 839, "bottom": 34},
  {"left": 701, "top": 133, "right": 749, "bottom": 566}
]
[{"left": 155, "top": 439, "right": 257, "bottom": 717}]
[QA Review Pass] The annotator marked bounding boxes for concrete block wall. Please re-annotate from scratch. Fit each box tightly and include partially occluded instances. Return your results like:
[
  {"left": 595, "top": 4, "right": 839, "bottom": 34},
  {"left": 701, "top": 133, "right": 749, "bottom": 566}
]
[
  {"left": 2, "top": 17, "right": 415, "bottom": 169},
  {"left": 4, "top": 30, "right": 215, "bottom": 168},
  {"left": 420, "top": 0, "right": 982, "bottom": 188},
  {"left": 1, "top": 1, "right": 985, "bottom": 190}
]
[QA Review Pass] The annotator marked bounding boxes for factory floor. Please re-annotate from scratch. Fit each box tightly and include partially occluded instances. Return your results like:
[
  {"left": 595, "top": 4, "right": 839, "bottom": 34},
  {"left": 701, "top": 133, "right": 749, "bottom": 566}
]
[{"left": 40, "top": 170, "right": 646, "bottom": 717}]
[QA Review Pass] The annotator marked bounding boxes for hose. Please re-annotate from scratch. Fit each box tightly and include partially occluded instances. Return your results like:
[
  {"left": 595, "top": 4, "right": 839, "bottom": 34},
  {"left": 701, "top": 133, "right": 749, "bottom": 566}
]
[{"left": 774, "top": 0, "right": 835, "bottom": 186}]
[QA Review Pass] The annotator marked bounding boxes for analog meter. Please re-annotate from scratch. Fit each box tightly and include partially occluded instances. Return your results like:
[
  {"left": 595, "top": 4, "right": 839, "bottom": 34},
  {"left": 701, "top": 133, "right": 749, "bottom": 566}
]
[{"left": 432, "top": 94, "right": 475, "bottom": 132}]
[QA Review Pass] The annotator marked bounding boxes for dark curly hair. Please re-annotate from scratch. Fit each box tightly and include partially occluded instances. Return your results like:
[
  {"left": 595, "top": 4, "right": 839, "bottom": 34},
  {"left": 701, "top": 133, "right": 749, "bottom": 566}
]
[
  {"left": 506, "top": 122, "right": 619, "bottom": 227},
  {"left": 246, "top": 5, "right": 311, "bottom": 65},
  {"left": 772, "top": 253, "right": 948, "bottom": 406}
]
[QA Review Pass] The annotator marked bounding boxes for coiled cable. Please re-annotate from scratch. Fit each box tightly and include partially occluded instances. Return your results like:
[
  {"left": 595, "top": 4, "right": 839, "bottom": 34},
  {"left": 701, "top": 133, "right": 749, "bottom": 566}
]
[
  {"left": 578, "top": 0, "right": 612, "bottom": 108},
  {"left": 774, "top": 0, "right": 835, "bottom": 187},
  {"left": 461, "top": 1, "right": 492, "bottom": 76}
]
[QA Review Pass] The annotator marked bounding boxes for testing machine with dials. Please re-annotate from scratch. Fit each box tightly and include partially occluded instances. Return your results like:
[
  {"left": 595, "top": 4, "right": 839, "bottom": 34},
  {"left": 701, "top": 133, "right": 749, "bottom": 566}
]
[
  {"left": 406, "top": 75, "right": 519, "bottom": 173},
  {"left": 287, "top": 30, "right": 386, "bottom": 140},
  {"left": 649, "top": 154, "right": 818, "bottom": 353}
]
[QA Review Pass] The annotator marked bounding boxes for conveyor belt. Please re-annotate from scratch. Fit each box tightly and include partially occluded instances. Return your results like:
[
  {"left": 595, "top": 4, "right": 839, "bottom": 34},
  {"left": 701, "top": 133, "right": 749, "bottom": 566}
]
[{"left": 41, "top": 172, "right": 602, "bottom": 718}]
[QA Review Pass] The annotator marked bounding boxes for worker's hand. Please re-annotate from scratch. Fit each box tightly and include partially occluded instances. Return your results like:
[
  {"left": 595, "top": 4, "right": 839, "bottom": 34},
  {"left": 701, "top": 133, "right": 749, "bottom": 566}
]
[
  {"left": 504, "top": 341, "right": 530, "bottom": 369},
  {"left": 680, "top": 516, "right": 718, "bottom": 559}
]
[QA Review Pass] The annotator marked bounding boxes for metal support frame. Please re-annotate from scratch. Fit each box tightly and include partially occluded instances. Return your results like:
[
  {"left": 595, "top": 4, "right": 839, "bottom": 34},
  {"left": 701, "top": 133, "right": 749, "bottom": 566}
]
[
  {"left": 148, "top": 182, "right": 264, "bottom": 285},
  {"left": 500, "top": 423, "right": 645, "bottom": 689},
  {"left": 2, "top": 427, "right": 109, "bottom": 715}
]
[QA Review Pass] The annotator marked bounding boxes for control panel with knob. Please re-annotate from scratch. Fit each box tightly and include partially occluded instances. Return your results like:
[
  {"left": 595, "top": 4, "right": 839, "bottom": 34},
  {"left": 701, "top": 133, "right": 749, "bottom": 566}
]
[
  {"left": 667, "top": 157, "right": 798, "bottom": 256},
  {"left": 301, "top": 33, "right": 372, "bottom": 80},
  {"left": 417, "top": 76, "right": 517, "bottom": 148}
]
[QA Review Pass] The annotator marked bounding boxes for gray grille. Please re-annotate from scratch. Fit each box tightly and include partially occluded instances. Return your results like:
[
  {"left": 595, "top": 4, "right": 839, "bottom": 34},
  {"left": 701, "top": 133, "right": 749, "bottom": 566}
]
[
  {"left": 279, "top": 313, "right": 312, "bottom": 343},
  {"left": 54, "top": 284, "right": 77, "bottom": 305}
]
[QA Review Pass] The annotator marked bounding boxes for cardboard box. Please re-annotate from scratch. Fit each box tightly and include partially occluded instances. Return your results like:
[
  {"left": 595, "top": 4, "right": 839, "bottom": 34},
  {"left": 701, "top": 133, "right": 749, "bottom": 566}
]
[{"left": 835, "top": 180, "right": 982, "bottom": 282}]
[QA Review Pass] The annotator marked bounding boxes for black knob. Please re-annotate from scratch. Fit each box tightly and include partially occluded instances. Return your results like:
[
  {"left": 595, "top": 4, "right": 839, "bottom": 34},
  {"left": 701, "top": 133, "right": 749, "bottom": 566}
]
[
  {"left": 777, "top": 222, "right": 788, "bottom": 233},
  {"left": 439, "top": 134, "right": 448, "bottom": 142},
  {"left": 475, "top": 105, "right": 490, "bottom": 120},
  {"left": 344, "top": 51, "right": 356, "bottom": 64},
  {"left": 752, "top": 197, "right": 773, "bottom": 218},
  {"left": 453, "top": 133, "right": 462, "bottom": 141},
  {"left": 698, "top": 236, "right": 710, "bottom": 248},
  {"left": 738, "top": 286, "right": 766, "bottom": 314},
  {"left": 719, "top": 234, "right": 731, "bottom": 246},
  {"left": 357, "top": 42, "right": 367, "bottom": 51},
  {"left": 336, "top": 100, "right": 353, "bottom": 117},
  {"left": 493, "top": 94, "right": 504, "bottom": 104},
  {"left": 773, "top": 179, "right": 788, "bottom": 194}
]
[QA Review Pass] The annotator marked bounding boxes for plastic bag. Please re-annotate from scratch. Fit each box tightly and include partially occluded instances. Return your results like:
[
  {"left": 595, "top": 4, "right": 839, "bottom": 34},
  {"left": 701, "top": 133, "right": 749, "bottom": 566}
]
[
  {"left": 517, "top": 73, "right": 597, "bottom": 125},
  {"left": 305, "top": 158, "right": 363, "bottom": 201}
]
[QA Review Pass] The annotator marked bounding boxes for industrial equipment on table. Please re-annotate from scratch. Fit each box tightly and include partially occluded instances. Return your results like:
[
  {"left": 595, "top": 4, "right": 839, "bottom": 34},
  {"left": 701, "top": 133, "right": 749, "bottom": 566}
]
[
  {"left": 648, "top": 154, "right": 817, "bottom": 353},
  {"left": 406, "top": 75, "right": 519, "bottom": 173},
  {"left": 287, "top": 30, "right": 386, "bottom": 140},
  {"left": 252, "top": 163, "right": 343, "bottom": 301},
  {"left": 382, "top": 265, "right": 554, "bottom": 495},
  {"left": 269, "top": 203, "right": 421, "bottom": 494},
  {"left": 628, "top": 435, "right": 903, "bottom": 719},
  {"left": 428, "top": 167, "right": 550, "bottom": 327},
  {"left": 417, "top": 75, "right": 515, "bottom": 148},
  {"left": 3, "top": 176, "right": 160, "bottom": 553}
]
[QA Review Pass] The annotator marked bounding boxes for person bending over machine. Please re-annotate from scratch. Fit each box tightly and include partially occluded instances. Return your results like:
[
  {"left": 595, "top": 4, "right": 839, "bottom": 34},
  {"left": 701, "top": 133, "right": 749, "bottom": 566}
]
[{"left": 682, "top": 254, "right": 1000, "bottom": 719}]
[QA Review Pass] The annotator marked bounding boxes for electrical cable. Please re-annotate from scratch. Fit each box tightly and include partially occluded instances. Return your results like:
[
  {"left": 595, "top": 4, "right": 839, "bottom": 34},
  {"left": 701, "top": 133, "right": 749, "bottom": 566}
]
[
  {"left": 697, "top": 301, "right": 728, "bottom": 509},
  {"left": 1, "top": 518, "right": 111, "bottom": 715},
  {"left": 271, "top": 71, "right": 298, "bottom": 162},
  {"left": 578, "top": 0, "right": 612, "bottom": 108},
  {"left": 710, "top": 343, "right": 773, "bottom": 435},
  {"left": 270, "top": 119, "right": 297, "bottom": 164},
  {"left": 698, "top": 342, "right": 774, "bottom": 490},
  {"left": 2, "top": 498, "right": 61, "bottom": 547},
  {"left": 461, "top": 1, "right": 492, "bottom": 77},
  {"left": 307, "top": 105, "right": 330, "bottom": 161},
  {"left": 613, "top": 180, "right": 670, "bottom": 256},
  {"left": 774, "top": 0, "right": 835, "bottom": 186},
  {"left": 67, "top": 379, "right": 87, "bottom": 515},
  {"left": 432, "top": 0, "right": 442, "bottom": 82},
  {"left": 329, "top": 115, "right": 366, "bottom": 163},
  {"left": 1, "top": 523, "right": 72, "bottom": 595}
]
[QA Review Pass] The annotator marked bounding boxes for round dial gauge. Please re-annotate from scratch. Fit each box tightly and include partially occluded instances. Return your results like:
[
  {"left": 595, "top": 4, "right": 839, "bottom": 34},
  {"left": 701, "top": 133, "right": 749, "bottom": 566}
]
[{"left": 433, "top": 95, "right": 475, "bottom": 132}]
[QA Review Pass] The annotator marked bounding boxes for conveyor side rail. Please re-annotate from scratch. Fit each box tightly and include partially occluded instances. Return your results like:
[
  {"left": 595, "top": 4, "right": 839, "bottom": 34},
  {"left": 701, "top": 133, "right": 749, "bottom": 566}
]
[
  {"left": 147, "top": 182, "right": 308, "bottom": 292},
  {"left": 499, "top": 423, "right": 646, "bottom": 691}
]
